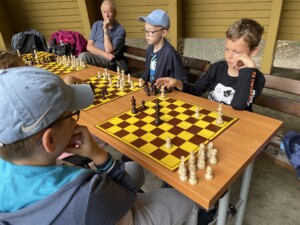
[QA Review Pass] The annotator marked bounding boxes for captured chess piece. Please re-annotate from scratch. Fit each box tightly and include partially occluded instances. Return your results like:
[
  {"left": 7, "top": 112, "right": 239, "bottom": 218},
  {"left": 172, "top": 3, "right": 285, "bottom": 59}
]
[
  {"left": 197, "top": 154, "right": 206, "bottom": 170},
  {"left": 209, "top": 149, "right": 218, "bottom": 165},
  {"left": 205, "top": 166, "right": 214, "bottom": 180},
  {"left": 188, "top": 151, "right": 197, "bottom": 172},
  {"left": 178, "top": 156, "right": 188, "bottom": 182},
  {"left": 207, "top": 141, "right": 213, "bottom": 159},
  {"left": 189, "top": 170, "right": 198, "bottom": 185}
]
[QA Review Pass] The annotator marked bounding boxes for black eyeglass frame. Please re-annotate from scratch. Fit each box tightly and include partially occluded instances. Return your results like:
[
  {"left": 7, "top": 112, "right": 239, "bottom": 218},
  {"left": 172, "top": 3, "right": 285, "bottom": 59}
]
[
  {"left": 142, "top": 28, "right": 165, "bottom": 36},
  {"left": 36, "top": 110, "right": 80, "bottom": 146}
]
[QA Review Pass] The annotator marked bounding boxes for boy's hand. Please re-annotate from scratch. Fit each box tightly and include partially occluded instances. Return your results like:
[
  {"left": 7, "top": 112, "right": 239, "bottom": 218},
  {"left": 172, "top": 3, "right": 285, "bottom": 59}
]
[
  {"left": 64, "top": 75, "right": 82, "bottom": 84},
  {"left": 65, "top": 125, "right": 108, "bottom": 165},
  {"left": 233, "top": 54, "right": 256, "bottom": 69},
  {"left": 155, "top": 77, "right": 183, "bottom": 91}
]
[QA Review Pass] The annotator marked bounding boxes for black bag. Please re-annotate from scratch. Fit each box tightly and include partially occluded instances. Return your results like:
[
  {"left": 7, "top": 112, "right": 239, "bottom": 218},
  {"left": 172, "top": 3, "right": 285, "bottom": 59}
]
[
  {"left": 48, "top": 38, "right": 72, "bottom": 56},
  {"left": 11, "top": 29, "right": 48, "bottom": 54}
]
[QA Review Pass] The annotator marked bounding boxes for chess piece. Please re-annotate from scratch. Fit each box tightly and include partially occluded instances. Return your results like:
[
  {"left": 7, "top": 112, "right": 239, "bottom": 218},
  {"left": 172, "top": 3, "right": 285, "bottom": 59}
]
[
  {"left": 209, "top": 149, "right": 218, "bottom": 165},
  {"left": 141, "top": 100, "right": 146, "bottom": 109},
  {"left": 139, "top": 78, "right": 143, "bottom": 87},
  {"left": 178, "top": 156, "right": 188, "bottom": 182},
  {"left": 108, "top": 78, "right": 112, "bottom": 86},
  {"left": 195, "top": 107, "right": 200, "bottom": 118},
  {"left": 205, "top": 166, "right": 214, "bottom": 180},
  {"left": 188, "top": 151, "right": 197, "bottom": 172},
  {"left": 116, "top": 79, "right": 119, "bottom": 88},
  {"left": 189, "top": 170, "right": 198, "bottom": 185},
  {"left": 197, "top": 154, "right": 206, "bottom": 170},
  {"left": 166, "top": 137, "right": 172, "bottom": 149},
  {"left": 160, "top": 85, "right": 165, "bottom": 98},
  {"left": 130, "top": 81, "right": 134, "bottom": 89},
  {"left": 216, "top": 104, "right": 224, "bottom": 125},
  {"left": 131, "top": 96, "right": 137, "bottom": 114},
  {"left": 127, "top": 73, "right": 131, "bottom": 83},
  {"left": 207, "top": 141, "right": 213, "bottom": 159}
]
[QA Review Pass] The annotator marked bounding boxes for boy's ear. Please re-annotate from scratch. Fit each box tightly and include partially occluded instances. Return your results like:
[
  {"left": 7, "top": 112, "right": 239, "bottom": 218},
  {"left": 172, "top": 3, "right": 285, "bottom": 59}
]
[
  {"left": 250, "top": 46, "right": 259, "bottom": 57},
  {"left": 162, "top": 29, "right": 168, "bottom": 37},
  {"left": 42, "top": 128, "right": 56, "bottom": 153}
]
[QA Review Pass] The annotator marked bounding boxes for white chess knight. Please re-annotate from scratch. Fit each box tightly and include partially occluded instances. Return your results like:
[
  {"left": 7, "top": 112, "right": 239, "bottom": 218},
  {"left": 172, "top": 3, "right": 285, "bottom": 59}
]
[{"left": 178, "top": 156, "right": 188, "bottom": 181}]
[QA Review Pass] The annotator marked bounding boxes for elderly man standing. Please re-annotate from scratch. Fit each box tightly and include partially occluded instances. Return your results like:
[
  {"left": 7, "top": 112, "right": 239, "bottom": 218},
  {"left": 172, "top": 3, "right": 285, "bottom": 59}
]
[{"left": 78, "top": 0, "right": 128, "bottom": 73}]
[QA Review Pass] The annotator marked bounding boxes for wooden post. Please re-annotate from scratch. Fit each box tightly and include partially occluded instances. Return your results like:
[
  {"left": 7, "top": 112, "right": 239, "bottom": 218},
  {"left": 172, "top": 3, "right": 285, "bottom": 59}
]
[
  {"left": 78, "top": 0, "right": 92, "bottom": 39},
  {"left": 169, "top": 0, "right": 182, "bottom": 50},
  {"left": 260, "top": 0, "right": 284, "bottom": 74}
]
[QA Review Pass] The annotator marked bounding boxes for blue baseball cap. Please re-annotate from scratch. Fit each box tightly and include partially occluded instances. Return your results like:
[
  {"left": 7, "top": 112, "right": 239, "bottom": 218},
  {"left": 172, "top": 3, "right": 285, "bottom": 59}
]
[
  {"left": 0, "top": 67, "right": 94, "bottom": 145},
  {"left": 138, "top": 9, "right": 170, "bottom": 29}
]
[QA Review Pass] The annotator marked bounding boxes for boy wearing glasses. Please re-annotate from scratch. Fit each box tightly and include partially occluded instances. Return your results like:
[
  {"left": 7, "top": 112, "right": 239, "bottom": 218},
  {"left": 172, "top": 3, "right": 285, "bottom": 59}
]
[
  {"left": 0, "top": 67, "right": 198, "bottom": 224},
  {"left": 138, "top": 9, "right": 188, "bottom": 84}
]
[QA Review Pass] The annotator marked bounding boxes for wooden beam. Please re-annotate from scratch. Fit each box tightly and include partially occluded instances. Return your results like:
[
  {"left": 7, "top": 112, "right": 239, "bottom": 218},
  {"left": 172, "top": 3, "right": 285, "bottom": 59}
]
[
  {"left": 260, "top": 0, "right": 284, "bottom": 74},
  {"left": 78, "top": 0, "right": 92, "bottom": 39},
  {"left": 168, "top": 0, "right": 182, "bottom": 49}
]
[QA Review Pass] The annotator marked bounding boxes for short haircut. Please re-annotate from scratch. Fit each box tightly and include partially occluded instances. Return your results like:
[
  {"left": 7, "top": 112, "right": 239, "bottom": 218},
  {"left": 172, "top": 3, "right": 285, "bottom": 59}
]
[
  {"left": 0, "top": 135, "right": 37, "bottom": 162},
  {"left": 0, "top": 50, "right": 23, "bottom": 69},
  {"left": 226, "top": 18, "right": 264, "bottom": 51},
  {"left": 101, "top": 0, "right": 116, "bottom": 13}
]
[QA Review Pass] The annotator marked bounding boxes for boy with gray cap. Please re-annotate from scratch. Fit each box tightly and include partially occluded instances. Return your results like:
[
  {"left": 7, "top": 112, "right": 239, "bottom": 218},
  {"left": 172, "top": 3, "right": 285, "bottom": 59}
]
[
  {"left": 138, "top": 9, "right": 188, "bottom": 84},
  {"left": 0, "top": 67, "right": 198, "bottom": 224}
]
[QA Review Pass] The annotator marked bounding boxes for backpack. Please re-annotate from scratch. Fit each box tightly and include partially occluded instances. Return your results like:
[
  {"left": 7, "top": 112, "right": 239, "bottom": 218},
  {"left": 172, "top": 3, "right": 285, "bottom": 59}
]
[
  {"left": 11, "top": 29, "right": 48, "bottom": 54},
  {"left": 280, "top": 130, "right": 300, "bottom": 179},
  {"left": 48, "top": 30, "right": 87, "bottom": 56}
]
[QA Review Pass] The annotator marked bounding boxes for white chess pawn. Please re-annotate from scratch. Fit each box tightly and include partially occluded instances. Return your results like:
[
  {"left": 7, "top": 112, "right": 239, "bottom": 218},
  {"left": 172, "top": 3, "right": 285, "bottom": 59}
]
[
  {"left": 209, "top": 149, "right": 218, "bottom": 165},
  {"left": 197, "top": 154, "right": 206, "bottom": 170},
  {"left": 207, "top": 142, "right": 213, "bottom": 159},
  {"left": 189, "top": 170, "right": 198, "bottom": 185},
  {"left": 127, "top": 74, "right": 131, "bottom": 83},
  {"left": 139, "top": 78, "right": 143, "bottom": 87},
  {"left": 195, "top": 107, "right": 200, "bottom": 118},
  {"left": 97, "top": 71, "right": 101, "bottom": 79},
  {"left": 205, "top": 166, "right": 214, "bottom": 180},
  {"left": 178, "top": 156, "right": 188, "bottom": 181},
  {"left": 116, "top": 79, "right": 119, "bottom": 88},
  {"left": 108, "top": 78, "right": 112, "bottom": 86},
  {"left": 130, "top": 81, "right": 134, "bottom": 89},
  {"left": 166, "top": 137, "right": 172, "bottom": 149}
]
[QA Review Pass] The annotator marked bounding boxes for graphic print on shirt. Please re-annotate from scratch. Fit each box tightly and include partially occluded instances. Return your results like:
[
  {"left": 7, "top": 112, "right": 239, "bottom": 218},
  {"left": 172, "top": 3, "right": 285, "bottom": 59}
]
[
  {"left": 149, "top": 53, "right": 157, "bottom": 82},
  {"left": 208, "top": 83, "right": 235, "bottom": 105}
]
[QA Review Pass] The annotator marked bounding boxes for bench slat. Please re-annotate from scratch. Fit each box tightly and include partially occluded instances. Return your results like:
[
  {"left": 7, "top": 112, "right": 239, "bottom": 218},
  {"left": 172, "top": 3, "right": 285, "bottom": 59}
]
[
  {"left": 255, "top": 93, "right": 300, "bottom": 117},
  {"left": 264, "top": 75, "right": 300, "bottom": 95}
]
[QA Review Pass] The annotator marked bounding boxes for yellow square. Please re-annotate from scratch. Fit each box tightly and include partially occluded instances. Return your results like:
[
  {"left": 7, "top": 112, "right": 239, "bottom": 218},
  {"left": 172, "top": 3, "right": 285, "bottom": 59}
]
[
  {"left": 110, "top": 117, "right": 124, "bottom": 125},
  {"left": 124, "top": 124, "right": 139, "bottom": 133},
  {"left": 107, "top": 126, "right": 122, "bottom": 134},
  {"left": 160, "top": 154, "right": 181, "bottom": 169},
  {"left": 160, "top": 132, "right": 176, "bottom": 140},
  {"left": 177, "top": 131, "right": 194, "bottom": 140},
  {"left": 141, "top": 132, "right": 157, "bottom": 142},
  {"left": 198, "top": 129, "right": 214, "bottom": 139},
  {"left": 180, "top": 142, "right": 198, "bottom": 152},
  {"left": 158, "top": 123, "right": 173, "bottom": 131},
  {"left": 126, "top": 117, "right": 139, "bottom": 124},
  {"left": 123, "top": 133, "right": 138, "bottom": 143},
  {"left": 141, "top": 116, "right": 155, "bottom": 124},
  {"left": 140, "top": 143, "right": 157, "bottom": 154},
  {"left": 177, "top": 121, "right": 192, "bottom": 129}
]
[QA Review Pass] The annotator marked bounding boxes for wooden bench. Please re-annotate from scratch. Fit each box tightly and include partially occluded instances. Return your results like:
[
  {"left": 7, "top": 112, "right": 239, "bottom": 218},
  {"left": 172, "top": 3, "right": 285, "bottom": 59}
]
[
  {"left": 123, "top": 45, "right": 210, "bottom": 82},
  {"left": 254, "top": 74, "right": 300, "bottom": 172}
]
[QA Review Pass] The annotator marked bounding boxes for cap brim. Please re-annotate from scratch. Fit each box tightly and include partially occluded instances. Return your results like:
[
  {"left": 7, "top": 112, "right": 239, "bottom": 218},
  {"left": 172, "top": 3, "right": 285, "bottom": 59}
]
[
  {"left": 138, "top": 16, "right": 159, "bottom": 26},
  {"left": 67, "top": 84, "right": 94, "bottom": 111}
]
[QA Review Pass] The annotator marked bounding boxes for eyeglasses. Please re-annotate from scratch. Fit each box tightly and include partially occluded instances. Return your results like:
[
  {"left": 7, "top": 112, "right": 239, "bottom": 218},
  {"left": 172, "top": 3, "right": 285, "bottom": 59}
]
[
  {"left": 142, "top": 28, "right": 165, "bottom": 37},
  {"left": 36, "top": 110, "right": 80, "bottom": 146}
]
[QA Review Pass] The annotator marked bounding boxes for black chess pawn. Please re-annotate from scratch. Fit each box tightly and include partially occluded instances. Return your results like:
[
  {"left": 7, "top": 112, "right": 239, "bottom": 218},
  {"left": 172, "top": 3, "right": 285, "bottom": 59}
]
[
  {"left": 155, "top": 110, "right": 161, "bottom": 125},
  {"left": 101, "top": 91, "right": 106, "bottom": 100},
  {"left": 141, "top": 100, "right": 146, "bottom": 109}
]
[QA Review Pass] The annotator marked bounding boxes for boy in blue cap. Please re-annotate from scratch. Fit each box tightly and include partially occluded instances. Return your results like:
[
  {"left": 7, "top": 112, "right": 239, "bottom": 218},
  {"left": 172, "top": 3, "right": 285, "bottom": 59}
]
[
  {"left": 0, "top": 67, "right": 198, "bottom": 224},
  {"left": 138, "top": 9, "right": 188, "bottom": 84}
]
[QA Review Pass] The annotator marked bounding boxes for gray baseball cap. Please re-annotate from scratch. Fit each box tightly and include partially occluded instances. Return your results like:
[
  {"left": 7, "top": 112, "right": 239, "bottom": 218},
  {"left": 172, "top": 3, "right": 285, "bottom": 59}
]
[
  {"left": 138, "top": 9, "right": 170, "bottom": 29},
  {"left": 0, "top": 67, "right": 94, "bottom": 145}
]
